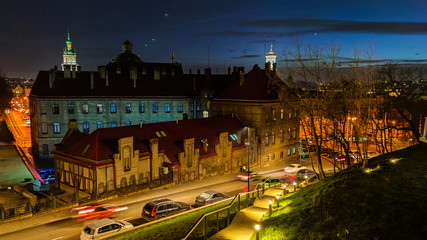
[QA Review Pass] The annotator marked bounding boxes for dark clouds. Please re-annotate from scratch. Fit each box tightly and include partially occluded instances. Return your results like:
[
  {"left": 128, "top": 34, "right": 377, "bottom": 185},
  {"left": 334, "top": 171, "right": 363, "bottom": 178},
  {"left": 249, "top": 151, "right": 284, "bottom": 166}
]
[
  {"left": 242, "top": 18, "right": 427, "bottom": 35},
  {"left": 230, "top": 54, "right": 261, "bottom": 59}
]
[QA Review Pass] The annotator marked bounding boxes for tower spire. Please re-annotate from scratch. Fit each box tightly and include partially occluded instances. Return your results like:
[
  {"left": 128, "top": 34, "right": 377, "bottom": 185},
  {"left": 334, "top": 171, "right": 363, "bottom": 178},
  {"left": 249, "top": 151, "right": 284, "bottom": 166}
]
[
  {"left": 61, "top": 31, "right": 80, "bottom": 72},
  {"left": 265, "top": 44, "right": 277, "bottom": 71}
]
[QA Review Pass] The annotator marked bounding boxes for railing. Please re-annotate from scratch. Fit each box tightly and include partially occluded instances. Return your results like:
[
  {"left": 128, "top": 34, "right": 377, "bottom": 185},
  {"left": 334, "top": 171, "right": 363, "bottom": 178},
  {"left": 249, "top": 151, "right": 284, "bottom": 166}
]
[{"left": 181, "top": 182, "right": 284, "bottom": 240}]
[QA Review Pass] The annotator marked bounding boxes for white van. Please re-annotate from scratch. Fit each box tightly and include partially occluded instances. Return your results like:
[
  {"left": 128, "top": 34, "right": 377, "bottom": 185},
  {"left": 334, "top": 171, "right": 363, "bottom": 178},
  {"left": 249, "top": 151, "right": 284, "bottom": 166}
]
[{"left": 80, "top": 218, "right": 133, "bottom": 240}]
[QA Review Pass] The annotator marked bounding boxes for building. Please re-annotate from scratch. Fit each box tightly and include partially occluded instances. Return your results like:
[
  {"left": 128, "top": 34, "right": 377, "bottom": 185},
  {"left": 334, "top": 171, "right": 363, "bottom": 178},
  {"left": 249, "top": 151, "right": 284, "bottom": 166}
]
[
  {"left": 51, "top": 116, "right": 250, "bottom": 196},
  {"left": 211, "top": 47, "right": 300, "bottom": 168},
  {"left": 29, "top": 40, "right": 209, "bottom": 163},
  {"left": 61, "top": 32, "right": 80, "bottom": 71}
]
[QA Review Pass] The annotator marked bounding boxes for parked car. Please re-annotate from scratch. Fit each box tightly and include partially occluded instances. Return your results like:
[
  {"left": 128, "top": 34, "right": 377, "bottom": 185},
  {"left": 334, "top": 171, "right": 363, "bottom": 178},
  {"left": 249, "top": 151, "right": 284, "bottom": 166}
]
[
  {"left": 282, "top": 174, "right": 298, "bottom": 184},
  {"left": 195, "top": 190, "right": 229, "bottom": 206},
  {"left": 80, "top": 218, "right": 133, "bottom": 240},
  {"left": 296, "top": 169, "right": 317, "bottom": 180},
  {"left": 72, "top": 203, "right": 128, "bottom": 221},
  {"left": 259, "top": 177, "right": 283, "bottom": 187},
  {"left": 284, "top": 164, "right": 307, "bottom": 173},
  {"left": 237, "top": 171, "right": 259, "bottom": 181},
  {"left": 142, "top": 198, "right": 190, "bottom": 221}
]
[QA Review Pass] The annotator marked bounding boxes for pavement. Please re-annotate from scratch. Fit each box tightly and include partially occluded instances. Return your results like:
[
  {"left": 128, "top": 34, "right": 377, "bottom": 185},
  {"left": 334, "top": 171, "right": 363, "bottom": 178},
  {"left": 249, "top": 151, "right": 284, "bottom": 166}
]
[{"left": 0, "top": 162, "right": 289, "bottom": 236}]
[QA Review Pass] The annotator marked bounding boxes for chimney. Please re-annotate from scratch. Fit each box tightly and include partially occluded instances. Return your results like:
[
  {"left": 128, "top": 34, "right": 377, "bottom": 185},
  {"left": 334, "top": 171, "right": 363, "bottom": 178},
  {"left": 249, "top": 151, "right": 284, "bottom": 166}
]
[
  {"left": 239, "top": 70, "right": 245, "bottom": 86},
  {"left": 171, "top": 53, "right": 175, "bottom": 63},
  {"left": 273, "top": 62, "right": 277, "bottom": 73},
  {"left": 265, "top": 62, "right": 270, "bottom": 74},
  {"left": 105, "top": 71, "right": 109, "bottom": 86},
  {"left": 189, "top": 69, "right": 192, "bottom": 74},
  {"left": 98, "top": 66, "right": 106, "bottom": 79},
  {"left": 205, "top": 68, "right": 212, "bottom": 87},
  {"left": 64, "top": 66, "right": 71, "bottom": 78},
  {"left": 71, "top": 69, "right": 76, "bottom": 79},
  {"left": 90, "top": 71, "right": 94, "bottom": 89},
  {"left": 197, "top": 69, "right": 200, "bottom": 75},
  {"left": 68, "top": 119, "right": 78, "bottom": 130},
  {"left": 49, "top": 67, "right": 56, "bottom": 88},
  {"left": 228, "top": 67, "right": 231, "bottom": 75},
  {"left": 130, "top": 66, "right": 137, "bottom": 88},
  {"left": 233, "top": 66, "right": 237, "bottom": 73}
]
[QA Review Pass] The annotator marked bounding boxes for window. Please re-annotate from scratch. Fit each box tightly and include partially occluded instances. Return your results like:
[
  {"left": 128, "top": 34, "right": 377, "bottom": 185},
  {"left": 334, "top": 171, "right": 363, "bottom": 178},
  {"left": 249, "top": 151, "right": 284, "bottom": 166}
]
[
  {"left": 125, "top": 121, "right": 131, "bottom": 126},
  {"left": 53, "top": 123, "right": 60, "bottom": 134},
  {"left": 152, "top": 120, "right": 158, "bottom": 123},
  {"left": 165, "top": 104, "right": 171, "bottom": 113},
  {"left": 123, "top": 146, "right": 131, "bottom": 171},
  {"left": 272, "top": 132, "right": 275, "bottom": 144},
  {"left": 125, "top": 104, "right": 131, "bottom": 113},
  {"left": 272, "top": 110, "right": 276, "bottom": 121},
  {"left": 288, "top": 128, "right": 292, "bottom": 139},
  {"left": 82, "top": 104, "right": 89, "bottom": 114},
  {"left": 265, "top": 155, "right": 269, "bottom": 161},
  {"left": 289, "top": 112, "right": 292, "bottom": 119},
  {"left": 265, "top": 133, "right": 269, "bottom": 146},
  {"left": 110, "top": 104, "right": 117, "bottom": 113},
  {"left": 83, "top": 122, "right": 89, "bottom": 133},
  {"left": 42, "top": 144, "right": 49, "bottom": 155},
  {"left": 288, "top": 149, "right": 291, "bottom": 155},
  {"left": 97, "top": 121, "right": 103, "bottom": 129},
  {"left": 280, "top": 109, "right": 284, "bottom": 120},
  {"left": 68, "top": 104, "right": 74, "bottom": 114},
  {"left": 280, "top": 151, "right": 284, "bottom": 159},
  {"left": 152, "top": 104, "right": 158, "bottom": 113},
  {"left": 196, "top": 104, "right": 201, "bottom": 112},
  {"left": 271, "top": 154, "right": 275, "bottom": 160},
  {"left": 96, "top": 104, "right": 103, "bottom": 114},
  {"left": 111, "top": 121, "right": 117, "bottom": 127},
  {"left": 280, "top": 129, "right": 284, "bottom": 142},
  {"left": 139, "top": 104, "right": 145, "bottom": 113},
  {"left": 42, "top": 123, "right": 47, "bottom": 134},
  {"left": 52, "top": 104, "right": 59, "bottom": 114},
  {"left": 203, "top": 111, "right": 208, "bottom": 118},
  {"left": 177, "top": 104, "right": 183, "bottom": 113},
  {"left": 190, "top": 103, "right": 194, "bottom": 112},
  {"left": 293, "top": 147, "right": 296, "bottom": 154},
  {"left": 40, "top": 104, "right": 47, "bottom": 114}
]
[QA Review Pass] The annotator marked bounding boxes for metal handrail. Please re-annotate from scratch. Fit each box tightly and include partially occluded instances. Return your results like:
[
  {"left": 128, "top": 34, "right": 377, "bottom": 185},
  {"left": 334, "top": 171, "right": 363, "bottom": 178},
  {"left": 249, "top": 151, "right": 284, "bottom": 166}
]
[
  {"left": 181, "top": 182, "right": 283, "bottom": 240},
  {"left": 181, "top": 190, "right": 255, "bottom": 240}
]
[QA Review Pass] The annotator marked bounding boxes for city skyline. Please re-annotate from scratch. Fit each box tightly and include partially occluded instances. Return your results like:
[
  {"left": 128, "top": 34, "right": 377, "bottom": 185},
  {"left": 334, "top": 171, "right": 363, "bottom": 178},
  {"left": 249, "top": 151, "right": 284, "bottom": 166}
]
[{"left": 1, "top": 0, "right": 427, "bottom": 78}]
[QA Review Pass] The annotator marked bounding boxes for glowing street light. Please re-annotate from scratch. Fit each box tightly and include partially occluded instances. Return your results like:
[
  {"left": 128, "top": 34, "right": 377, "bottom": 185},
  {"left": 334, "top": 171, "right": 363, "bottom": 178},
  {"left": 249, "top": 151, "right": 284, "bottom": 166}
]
[
  {"left": 293, "top": 181, "right": 297, "bottom": 192},
  {"left": 255, "top": 224, "right": 261, "bottom": 240},
  {"left": 276, "top": 195, "right": 280, "bottom": 208},
  {"left": 268, "top": 200, "right": 273, "bottom": 216}
]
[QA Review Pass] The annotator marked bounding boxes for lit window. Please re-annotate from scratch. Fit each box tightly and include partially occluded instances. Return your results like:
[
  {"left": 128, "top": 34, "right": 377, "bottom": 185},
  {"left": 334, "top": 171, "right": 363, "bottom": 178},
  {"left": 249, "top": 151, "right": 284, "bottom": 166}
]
[
  {"left": 111, "top": 121, "right": 117, "bottom": 127},
  {"left": 53, "top": 123, "right": 60, "bottom": 134},
  {"left": 125, "top": 121, "right": 131, "bottom": 126},
  {"left": 230, "top": 134, "right": 238, "bottom": 140},
  {"left": 272, "top": 110, "right": 276, "bottom": 121},
  {"left": 272, "top": 132, "right": 275, "bottom": 144},
  {"left": 125, "top": 104, "right": 132, "bottom": 113},
  {"left": 165, "top": 104, "right": 171, "bottom": 113},
  {"left": 52, "top": 104, "right": 59, "bottom": 114},
  {"left": 110, "top": 104, "right": 117, "bottom": 113},
  {"left": 280, "top": 109, "right": 284, "bottom": 120},
  {"left": 152, "top": 120, "right": 158, "bottom": 123},
  {"left": 293, "top": 147, "right": 296, "bottom": 154},
  {"left": 140, "top": 120, "right": 144, "bottom": 125},
  {"left": 152, "top": 104, "right": 158, "bottom": 113},
  {"left": 139, "top": 104, "right": 145, "bottom": 113},
  {"left": 177, "top": 104, "right": 183, "bottom": 113},
  {"left": 280, "top": 129, "right": 284, "bottom": 142},
  {"left": 271, "top": 154, "right": 275, "bottom": 160},
  {"left": 97, "top": 121, "right": 103, "bottom": 129},
  {"left": 82, "top": 104, "right": 89, "bottom": 114},
  {"left": 196, "top": 104, "right": 201, "bottom": 112},
  {"left": 288, "top": 149, "right": 291, "bottom": 155},
  {"left": 203, "top": 111, "right": 208, "bottom": 118},
  {"left": 289, "top": 112, "right": 292, "bottom": 119},
  {"left": 265, "top": 155, "right": 269, "bottom": 161},
  {"left": 96, "top": 104, "right": 103, "bottom": 114},
  {"left": 83, "top": 122, "right": 89, "bottom": 133}
]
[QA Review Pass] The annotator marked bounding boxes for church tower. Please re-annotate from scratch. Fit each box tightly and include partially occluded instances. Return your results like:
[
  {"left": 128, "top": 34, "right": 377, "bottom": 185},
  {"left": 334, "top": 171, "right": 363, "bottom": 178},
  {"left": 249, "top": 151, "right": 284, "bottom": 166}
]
[
  {"left": 265, "top": 45, "right": 277, "bottom": 71},
  {"left": 61, "top": 32, "right": 80, "bottom": 71}
]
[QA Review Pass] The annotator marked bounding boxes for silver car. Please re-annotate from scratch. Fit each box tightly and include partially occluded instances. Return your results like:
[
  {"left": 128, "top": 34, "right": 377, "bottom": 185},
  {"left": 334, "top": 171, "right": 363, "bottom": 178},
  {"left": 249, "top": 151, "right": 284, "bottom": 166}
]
[
  {"left": 80, "top": 218, "right": 133, "bottom": 240},
  {"left": 195, "top": 190, "right": 229, "bottom": 206}
]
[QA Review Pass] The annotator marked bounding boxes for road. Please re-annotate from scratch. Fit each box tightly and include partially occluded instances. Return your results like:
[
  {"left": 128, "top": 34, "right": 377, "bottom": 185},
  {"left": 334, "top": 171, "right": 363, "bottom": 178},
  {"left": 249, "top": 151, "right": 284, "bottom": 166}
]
[{"left": 0, "top": 169, "right": 288, "bottom": 240}]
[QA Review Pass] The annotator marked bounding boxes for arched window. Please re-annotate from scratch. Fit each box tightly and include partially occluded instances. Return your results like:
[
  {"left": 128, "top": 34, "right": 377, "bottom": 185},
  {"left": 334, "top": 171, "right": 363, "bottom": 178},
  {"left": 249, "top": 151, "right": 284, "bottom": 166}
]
[{"left": 123, "top": 146, "right": 131, "bottom": 171}]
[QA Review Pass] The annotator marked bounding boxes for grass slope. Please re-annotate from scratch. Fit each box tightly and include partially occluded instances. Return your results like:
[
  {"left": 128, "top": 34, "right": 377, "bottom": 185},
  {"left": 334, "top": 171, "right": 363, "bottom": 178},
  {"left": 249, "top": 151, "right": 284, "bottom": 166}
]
[{"left": 260, "top": 144, "right": 427, "bottom": 240}]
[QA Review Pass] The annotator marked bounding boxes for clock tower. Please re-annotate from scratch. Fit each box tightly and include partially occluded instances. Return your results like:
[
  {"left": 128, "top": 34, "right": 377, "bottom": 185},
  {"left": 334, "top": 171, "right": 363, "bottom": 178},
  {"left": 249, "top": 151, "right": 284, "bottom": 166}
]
[
  {"left": 265, "top": 44, "right": 277, "bottom": 71},
  {"left": 61, "top": 32, "right": 80, "bottom": 71}
]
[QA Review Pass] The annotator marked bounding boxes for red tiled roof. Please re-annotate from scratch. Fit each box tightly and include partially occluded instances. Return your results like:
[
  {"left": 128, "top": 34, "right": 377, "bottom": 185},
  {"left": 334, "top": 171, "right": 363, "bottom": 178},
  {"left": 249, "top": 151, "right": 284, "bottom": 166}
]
[{"left": 53, "top": 116, "right": 247, "bottom": 166}]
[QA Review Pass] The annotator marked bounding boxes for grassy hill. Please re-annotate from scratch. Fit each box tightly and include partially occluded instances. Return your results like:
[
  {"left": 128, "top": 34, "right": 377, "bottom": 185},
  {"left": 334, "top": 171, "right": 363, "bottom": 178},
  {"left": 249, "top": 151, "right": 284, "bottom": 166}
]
[{"left": 258, "top": 144, "right": 427, "bottom": 240}]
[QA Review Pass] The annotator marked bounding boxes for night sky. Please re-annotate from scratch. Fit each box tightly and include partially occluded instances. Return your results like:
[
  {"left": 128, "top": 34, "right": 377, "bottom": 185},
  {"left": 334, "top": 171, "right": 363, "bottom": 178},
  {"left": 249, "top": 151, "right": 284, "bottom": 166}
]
[{"left": 1, "top": 0, "right": 427, "bottom": 79}]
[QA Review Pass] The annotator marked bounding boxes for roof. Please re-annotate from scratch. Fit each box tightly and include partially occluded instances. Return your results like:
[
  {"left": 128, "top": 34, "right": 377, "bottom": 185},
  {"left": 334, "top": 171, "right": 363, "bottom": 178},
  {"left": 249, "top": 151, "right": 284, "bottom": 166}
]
[
  {"left": 53, "top": 115, "right": 247, "bottom": 167},
  {"left": 30, "top": 70, "right": 192, "bottom": 97},
  {"left": 214, "top": 64, "right": 281, "bottom": 101}
]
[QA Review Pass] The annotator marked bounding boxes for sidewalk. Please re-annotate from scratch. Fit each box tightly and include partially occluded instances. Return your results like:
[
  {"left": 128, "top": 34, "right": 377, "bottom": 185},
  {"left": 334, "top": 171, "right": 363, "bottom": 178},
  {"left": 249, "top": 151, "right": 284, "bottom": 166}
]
[{"left": 0, "top": 163, "right": 286, "bottom": 236}]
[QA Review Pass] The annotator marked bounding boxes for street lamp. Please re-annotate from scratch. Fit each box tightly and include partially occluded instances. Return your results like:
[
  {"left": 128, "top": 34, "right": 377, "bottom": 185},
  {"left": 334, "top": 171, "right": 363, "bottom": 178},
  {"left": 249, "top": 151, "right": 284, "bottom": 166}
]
[
  {"left": 254, "top": 224, "right": 261, "bottom": 240},
  {"left": 268, "top": 200, "right": 273, "bottom": 216},
  {"left": 276, "top": 195, "right": 280, "bottom": 208},
  {"left": 293, "top": 181, "right": 297, "bottom": 192},
  {"left": 246, "top": 128, "right": 250, "bottom": 192}
]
